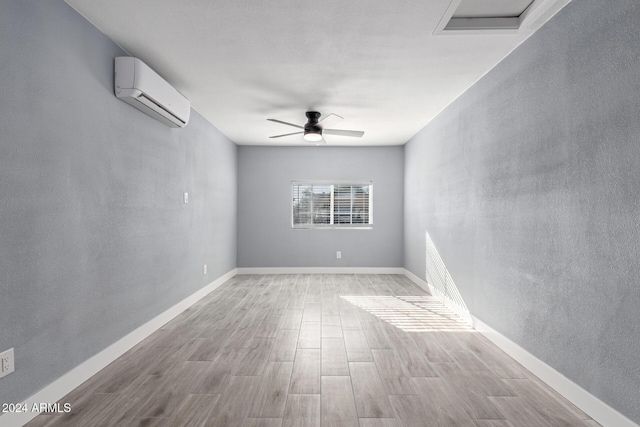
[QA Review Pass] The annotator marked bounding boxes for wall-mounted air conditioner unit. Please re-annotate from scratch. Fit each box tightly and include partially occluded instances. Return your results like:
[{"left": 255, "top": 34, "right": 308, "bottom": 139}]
[{"left": 114, "top": 56, "right": 190, "bottom": 128}]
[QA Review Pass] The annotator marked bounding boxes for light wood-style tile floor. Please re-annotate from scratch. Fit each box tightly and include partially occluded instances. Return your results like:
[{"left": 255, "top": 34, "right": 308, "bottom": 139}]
[{"left": 26, "top": 274, "right": 599, "bottom": 426}]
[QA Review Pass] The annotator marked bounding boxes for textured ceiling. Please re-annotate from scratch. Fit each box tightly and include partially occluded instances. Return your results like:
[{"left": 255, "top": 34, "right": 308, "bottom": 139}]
[{"left": 65, "top": 0, "right": 570, "bottom": 146}]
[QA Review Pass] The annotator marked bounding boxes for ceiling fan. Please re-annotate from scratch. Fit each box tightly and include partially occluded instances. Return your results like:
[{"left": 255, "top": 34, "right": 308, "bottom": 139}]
[{"left": 267, "top": 111, "right": 364, "bottom": 143}]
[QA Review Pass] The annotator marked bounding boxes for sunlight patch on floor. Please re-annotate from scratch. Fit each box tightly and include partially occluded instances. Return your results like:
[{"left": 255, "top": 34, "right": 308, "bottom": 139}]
[{"left": 340, "top": 295, "right": 471, "bottom": 332}]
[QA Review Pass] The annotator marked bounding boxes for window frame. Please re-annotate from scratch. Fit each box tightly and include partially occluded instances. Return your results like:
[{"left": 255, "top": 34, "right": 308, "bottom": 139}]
[{"left": 291, "top": 180, "right": 373, "bottom": 230}]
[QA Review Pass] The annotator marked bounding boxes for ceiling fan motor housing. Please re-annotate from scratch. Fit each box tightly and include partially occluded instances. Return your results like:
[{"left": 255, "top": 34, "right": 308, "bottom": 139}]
[{"left": 304, "top": 111, "right": 322, "bottom": 134}]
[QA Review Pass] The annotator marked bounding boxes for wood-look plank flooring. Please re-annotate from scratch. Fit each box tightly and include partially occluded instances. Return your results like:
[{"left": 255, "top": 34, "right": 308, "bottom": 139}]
[{"left": 26, "top": 274, "right": 599, "bottom": 427}]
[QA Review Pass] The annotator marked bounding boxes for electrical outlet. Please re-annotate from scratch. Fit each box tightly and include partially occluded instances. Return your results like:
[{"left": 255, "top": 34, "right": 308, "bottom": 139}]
[
  {"left": 0, "top": 348, "right": 14, "bottom": 379},
  {"left": 336, "top": 251, "right": 342, "bottom": 259},
  {"left": 203, "top": 264, "right": 207, "bottom": 275}
]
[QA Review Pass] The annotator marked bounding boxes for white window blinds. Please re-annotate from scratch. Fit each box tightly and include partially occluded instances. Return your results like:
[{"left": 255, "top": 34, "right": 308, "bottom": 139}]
[{"left": 292, "top": 182, "right": 373, "bottom": 228}]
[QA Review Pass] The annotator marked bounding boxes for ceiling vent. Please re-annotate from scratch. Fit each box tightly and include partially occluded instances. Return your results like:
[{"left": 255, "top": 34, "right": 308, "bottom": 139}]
[{"left": 434, "top": 0, "right": 571, "bottom": 34}]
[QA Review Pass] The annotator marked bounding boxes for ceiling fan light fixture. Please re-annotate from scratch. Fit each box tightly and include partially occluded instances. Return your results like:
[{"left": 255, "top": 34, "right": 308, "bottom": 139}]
[{"left": 304, "top": 131, "right": 323, "bottom": 142}]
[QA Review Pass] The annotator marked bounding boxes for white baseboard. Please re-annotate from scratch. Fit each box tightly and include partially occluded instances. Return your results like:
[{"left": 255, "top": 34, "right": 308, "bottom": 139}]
[
  {"left": 471, "top": 315, "right": 638, "bottom": 427},
  {"left": 402, "top": 268, "right": 429, "bottom": 291},
  {"left": 237, "top": 267, "right": 405, "bottom": 275},
  {"left": 2, "top": 268, "right": 237, "bottom": 427}
]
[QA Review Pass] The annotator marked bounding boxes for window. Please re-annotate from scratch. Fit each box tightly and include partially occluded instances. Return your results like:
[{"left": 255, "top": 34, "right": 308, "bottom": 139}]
[{"left": 292, "top": 181, "right": 373, "bottom": 229}]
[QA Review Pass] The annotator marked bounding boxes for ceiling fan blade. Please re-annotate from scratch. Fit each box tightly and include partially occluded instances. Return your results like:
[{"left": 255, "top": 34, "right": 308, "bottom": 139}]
[
  {"left": 323, "top": 129, "right": 365, "bottom": 138},
  {"left": 269, "top": 131, "right": 304, "bottom": 138},
  {"left": 318, "top": 113, "right": 343, "bottom": 128},
  {"left": 267, "top": 118, "right": 304, "bottom": 129}
]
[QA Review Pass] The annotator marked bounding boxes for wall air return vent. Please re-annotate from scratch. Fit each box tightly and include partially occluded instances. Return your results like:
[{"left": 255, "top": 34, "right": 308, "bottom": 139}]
[{"left": 434, "top": 0, "right": 571, "bottom": 35}]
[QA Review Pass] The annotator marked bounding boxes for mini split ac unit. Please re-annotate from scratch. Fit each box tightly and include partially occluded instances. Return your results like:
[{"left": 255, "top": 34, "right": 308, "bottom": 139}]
[{"left": 114, "top": 56, "right": 190, "bottom": 128}]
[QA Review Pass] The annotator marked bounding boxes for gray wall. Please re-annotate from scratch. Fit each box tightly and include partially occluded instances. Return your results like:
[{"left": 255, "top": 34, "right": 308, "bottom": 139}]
[
  {"left": 238, "top": 146, "right": 403, "bottom": 268},
  {"left": 404, "top": 0, "right": 640, "bottom": 423},
  {"left": 0, "top": 0, "right": 237, "bottom": 405}
]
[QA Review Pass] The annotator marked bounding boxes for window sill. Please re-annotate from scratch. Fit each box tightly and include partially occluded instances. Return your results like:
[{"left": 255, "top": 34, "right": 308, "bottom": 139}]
[{"left": 292, "top": 225, "right": 373, "bottom": 230}]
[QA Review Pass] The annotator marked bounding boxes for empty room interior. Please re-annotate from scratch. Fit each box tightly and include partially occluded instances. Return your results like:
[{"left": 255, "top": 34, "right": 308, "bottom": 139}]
[{"left": 1, "top": 0, "right": 639, "bottom": 426}]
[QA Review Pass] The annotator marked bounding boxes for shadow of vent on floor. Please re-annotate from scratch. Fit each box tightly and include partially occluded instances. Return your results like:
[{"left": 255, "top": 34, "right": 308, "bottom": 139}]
[
  {"left": 340, "top": 295, "right": 471, "bottom": 332},
  {"left": 425, "top": 230, "right": 473, "bottom": 326}
]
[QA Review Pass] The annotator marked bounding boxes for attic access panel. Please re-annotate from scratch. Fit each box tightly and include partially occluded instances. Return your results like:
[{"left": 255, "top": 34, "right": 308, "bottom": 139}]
[
  {"left": 454, "top": 0, "right": 534, "bottom": 18},
  {"left": 435, "top": 0, "right": 570, "bottom": 34}
]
